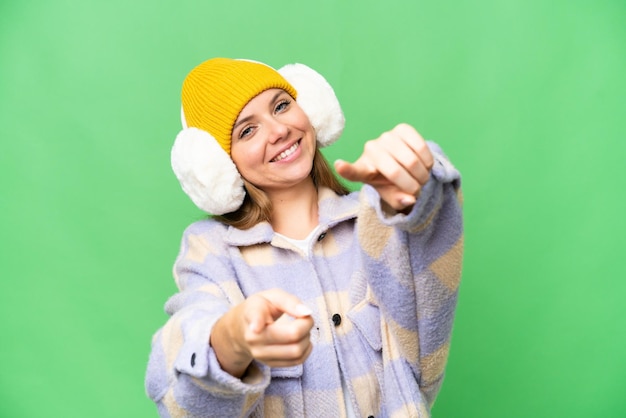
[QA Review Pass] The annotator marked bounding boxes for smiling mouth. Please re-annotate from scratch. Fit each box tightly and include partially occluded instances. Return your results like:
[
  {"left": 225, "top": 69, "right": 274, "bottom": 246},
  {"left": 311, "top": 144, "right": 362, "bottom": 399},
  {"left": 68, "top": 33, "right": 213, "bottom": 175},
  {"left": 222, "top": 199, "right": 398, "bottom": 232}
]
[{"left": 271, "top": 140, "right": 300, "bottom": 162}]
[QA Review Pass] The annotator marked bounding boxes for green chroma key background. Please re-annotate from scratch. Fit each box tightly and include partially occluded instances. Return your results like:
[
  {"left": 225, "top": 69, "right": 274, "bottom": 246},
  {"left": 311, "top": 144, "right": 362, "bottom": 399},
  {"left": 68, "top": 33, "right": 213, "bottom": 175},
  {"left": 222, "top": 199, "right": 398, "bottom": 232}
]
[{"left": 1, "top": 0, "right": 625, "bottom": 417}]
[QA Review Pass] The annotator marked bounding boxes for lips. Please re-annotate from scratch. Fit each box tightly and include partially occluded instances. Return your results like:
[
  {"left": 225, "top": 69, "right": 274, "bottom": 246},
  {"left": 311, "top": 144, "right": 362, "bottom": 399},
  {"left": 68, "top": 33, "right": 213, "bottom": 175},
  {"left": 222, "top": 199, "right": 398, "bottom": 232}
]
[{"left": 270, "top": 140, "right": 300, "bottom": 162}]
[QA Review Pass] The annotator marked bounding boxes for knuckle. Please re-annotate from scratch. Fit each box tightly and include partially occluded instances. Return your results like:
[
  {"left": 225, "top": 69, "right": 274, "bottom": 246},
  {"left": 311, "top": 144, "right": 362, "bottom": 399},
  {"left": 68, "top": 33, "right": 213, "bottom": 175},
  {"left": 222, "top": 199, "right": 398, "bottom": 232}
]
[
  {"left": 386, "top": 166, "right": 402, "bottom": 182},
  {"left": 285, "top": 328, "right": 300, "bottom": 342},
  {"left": 395, "top": 122, "right": 411, "bottom": 131},
  {"left": 379, "top": 131, "right": 397, "bottom": 144},
  {"left": 394, "top": 123, "right": 416, "bottom": 137},
  {"left": 286, "top": 344, "right": 305, "bottom": 360},
  {"left": 243, "top": 331, "right": 257, "bottom": 346},
  {"left": 363, "top": 139, "right": 379, "bottom": 153},
  {"left": 407, "top": 157, "right": 420, "bottom": 172}
]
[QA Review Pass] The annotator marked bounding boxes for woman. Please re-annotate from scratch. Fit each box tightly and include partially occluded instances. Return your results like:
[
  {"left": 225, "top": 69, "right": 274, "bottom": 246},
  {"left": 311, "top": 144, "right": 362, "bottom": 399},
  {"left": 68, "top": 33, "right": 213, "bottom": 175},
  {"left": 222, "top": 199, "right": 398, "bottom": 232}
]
[{"left": 146, "top": 58, "right": 463, "bottom": 418}]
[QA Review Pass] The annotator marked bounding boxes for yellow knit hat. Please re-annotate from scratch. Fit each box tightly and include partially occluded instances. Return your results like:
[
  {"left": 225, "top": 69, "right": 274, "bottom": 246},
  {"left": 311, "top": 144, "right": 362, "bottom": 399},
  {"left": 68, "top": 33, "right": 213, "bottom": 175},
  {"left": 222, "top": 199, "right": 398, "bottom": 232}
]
[{"left": 181, "top": 58, "right": 298, "bottom": 155}]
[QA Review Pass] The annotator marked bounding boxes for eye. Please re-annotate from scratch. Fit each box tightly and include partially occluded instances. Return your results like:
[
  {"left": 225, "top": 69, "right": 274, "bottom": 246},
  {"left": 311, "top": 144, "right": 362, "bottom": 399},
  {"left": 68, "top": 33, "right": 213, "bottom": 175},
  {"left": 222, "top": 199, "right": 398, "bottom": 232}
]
[
  {"left": 274, "top": 99, "right": 291, "bottom": 114},
  {"left": 238, "top": 125, "right": 255, "bottom": 140}
]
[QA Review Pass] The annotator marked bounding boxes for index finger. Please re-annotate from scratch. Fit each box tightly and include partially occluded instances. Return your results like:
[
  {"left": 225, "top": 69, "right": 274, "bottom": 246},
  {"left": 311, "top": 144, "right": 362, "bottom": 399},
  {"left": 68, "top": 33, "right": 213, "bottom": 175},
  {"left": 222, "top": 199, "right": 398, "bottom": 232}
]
[{"left": 258, "top": 288, "right": 314, "bottom": 319}]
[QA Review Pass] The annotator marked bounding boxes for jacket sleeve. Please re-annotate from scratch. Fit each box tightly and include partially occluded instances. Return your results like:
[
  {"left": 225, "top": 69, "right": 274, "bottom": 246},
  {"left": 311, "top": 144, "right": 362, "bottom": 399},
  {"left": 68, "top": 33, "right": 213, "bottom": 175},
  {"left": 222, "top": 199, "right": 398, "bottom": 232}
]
[
  {"left": 145, "top": 222, "right": 270, "bottom": 418},
  {"left": 357, "top": 141, "right": 463, "bottom": 411}
]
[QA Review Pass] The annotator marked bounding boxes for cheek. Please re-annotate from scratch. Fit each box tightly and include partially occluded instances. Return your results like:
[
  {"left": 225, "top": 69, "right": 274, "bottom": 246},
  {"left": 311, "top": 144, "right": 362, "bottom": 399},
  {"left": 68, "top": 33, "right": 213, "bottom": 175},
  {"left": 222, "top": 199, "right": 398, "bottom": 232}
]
[
  {"left": 299, "top": 115, "right": 316, "bottom": 142},
  {"left": 231, "top": 143, "right": 262, "bottom": 175},
  {"left": 287, "top": 112, "right": 313, "bottom": 141},
  {"left": 295, "top": 109, "right": 313, "bottom": 131}
]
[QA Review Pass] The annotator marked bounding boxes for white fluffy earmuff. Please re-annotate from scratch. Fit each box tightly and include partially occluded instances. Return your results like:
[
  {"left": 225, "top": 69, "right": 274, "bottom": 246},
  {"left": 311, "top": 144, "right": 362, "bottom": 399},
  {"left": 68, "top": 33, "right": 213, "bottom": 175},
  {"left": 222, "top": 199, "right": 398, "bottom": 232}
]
[
  {"left": 171, "top": 127, "right": 246, "bottom": 215},
  {"left": 278, "top": 63, "right": 345, "bottom": 147},
  {"left": 171, "top": 62, "right": 344, "bottom": 215}
]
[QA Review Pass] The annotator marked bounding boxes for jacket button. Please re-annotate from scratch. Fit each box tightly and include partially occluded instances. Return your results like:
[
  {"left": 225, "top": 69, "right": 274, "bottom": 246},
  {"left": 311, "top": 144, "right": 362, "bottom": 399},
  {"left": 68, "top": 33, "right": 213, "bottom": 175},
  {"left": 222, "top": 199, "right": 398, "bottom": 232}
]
[
  {"left": 191, "top": 353, "right": 196, "bottom": 367},
  {"left": 332, "top": 313, "right": 342, "bottom": 326},
  {"left": 317, "top": 232, "right": 327, "bottom": 242}
]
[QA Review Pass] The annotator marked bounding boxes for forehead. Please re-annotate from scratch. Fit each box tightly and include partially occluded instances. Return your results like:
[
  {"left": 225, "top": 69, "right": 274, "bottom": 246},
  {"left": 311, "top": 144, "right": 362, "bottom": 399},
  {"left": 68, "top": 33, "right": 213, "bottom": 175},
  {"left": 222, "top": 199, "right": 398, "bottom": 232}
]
[{"left": 238, "top": 89, "right": 290, "bottom": 115}]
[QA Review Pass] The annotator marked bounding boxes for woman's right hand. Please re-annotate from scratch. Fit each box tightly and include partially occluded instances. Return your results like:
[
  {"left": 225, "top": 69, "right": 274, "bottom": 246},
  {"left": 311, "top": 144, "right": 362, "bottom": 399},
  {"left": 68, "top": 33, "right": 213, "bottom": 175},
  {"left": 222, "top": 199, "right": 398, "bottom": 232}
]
[
  {"left": 334, "top": 123, "right": 434, "bottom": 212},
  {"left": 210, "top": 289, "right": 315, "bottom": 378}
]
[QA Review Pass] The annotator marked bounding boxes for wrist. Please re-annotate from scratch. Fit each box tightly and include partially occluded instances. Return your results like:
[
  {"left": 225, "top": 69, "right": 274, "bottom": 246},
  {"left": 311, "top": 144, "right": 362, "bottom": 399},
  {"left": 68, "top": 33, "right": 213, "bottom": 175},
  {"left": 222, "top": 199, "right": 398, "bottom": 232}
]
[{"left": 210, "top": 309, "right": 254, "bottom": 378}]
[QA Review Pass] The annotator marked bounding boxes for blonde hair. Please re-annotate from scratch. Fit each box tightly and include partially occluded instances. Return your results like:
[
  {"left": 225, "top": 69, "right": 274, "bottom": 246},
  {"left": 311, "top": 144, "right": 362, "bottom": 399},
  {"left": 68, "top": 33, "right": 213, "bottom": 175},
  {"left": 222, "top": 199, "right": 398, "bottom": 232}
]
[{"left": 215, "top": 148, "right": 349, "bottom": 229}]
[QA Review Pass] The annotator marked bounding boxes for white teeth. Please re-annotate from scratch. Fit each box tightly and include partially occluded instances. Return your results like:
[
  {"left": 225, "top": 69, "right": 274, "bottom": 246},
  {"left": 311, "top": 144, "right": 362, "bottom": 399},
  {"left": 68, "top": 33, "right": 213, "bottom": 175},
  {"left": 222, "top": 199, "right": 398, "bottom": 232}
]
[{"left": 272, "top": 141, "right": 299, "bottom": 162}]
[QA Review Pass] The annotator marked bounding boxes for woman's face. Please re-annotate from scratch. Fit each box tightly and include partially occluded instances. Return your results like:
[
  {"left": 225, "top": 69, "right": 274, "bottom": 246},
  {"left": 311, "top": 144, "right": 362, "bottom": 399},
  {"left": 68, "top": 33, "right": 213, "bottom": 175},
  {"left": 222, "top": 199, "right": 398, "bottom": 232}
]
[{"left": 230, "top": 88, "right": 316, "bottom": 193}]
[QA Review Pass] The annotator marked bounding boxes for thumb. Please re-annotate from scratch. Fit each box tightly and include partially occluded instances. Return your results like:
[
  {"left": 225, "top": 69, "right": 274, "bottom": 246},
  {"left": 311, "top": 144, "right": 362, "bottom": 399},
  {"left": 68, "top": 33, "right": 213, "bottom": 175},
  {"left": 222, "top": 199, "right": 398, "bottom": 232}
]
[
  {"left": 334, "top": 159, "right": 372, "bottom": 183},
  {"left": 247, "top": 311, "right": 267, "bottom": 334}
]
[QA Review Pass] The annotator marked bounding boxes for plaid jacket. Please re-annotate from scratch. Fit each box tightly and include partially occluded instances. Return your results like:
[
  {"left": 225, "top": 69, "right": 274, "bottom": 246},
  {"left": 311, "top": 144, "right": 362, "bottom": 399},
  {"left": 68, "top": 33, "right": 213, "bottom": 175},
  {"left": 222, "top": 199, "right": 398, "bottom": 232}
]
[{"left": 146, "top": 142, "right": 463, "bottom": 418}]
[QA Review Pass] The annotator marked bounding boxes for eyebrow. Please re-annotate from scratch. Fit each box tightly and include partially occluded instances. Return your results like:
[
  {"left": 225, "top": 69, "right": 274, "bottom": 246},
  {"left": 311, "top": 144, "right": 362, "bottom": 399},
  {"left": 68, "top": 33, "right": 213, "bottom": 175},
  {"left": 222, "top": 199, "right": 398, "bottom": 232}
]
[
  {"left": 232, "top": 90, "right": 286, "bottom": 130},
  {"left": 233, "top": 115, "right": 252, "bottom": 131}
]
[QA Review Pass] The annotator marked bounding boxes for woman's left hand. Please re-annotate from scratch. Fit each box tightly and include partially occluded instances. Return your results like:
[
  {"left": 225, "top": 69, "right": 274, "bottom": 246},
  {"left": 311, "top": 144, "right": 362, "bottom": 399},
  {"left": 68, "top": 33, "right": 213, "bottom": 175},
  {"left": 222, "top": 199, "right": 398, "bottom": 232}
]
[{"left": 334, "top": 123, "right": 434, "bottom": 211}]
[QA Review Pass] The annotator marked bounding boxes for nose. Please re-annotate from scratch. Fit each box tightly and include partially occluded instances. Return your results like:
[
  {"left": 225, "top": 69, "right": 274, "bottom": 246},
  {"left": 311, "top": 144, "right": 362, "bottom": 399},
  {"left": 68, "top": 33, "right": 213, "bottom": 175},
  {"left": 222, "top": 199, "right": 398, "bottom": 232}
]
[{"left": 267, "top": 118, "right": 289, "bottom": 144}]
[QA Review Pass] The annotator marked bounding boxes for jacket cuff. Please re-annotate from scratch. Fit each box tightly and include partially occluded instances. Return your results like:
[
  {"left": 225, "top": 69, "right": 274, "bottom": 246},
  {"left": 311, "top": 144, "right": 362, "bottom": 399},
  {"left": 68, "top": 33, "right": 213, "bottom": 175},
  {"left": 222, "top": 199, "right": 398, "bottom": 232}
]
[{"left": 173, "top": 314, "right": 270, "bottom": 395}]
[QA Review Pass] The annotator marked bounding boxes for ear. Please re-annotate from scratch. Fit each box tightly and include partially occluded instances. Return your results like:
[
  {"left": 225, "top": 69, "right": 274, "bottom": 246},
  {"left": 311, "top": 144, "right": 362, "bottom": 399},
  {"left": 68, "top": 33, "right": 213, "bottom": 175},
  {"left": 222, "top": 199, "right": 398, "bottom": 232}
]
[
  {"left": 278, "top": 63, "right": 344, "bottom": 147},
  {"left": 171, "top": 127, "right": 245, "bottom": 214}
]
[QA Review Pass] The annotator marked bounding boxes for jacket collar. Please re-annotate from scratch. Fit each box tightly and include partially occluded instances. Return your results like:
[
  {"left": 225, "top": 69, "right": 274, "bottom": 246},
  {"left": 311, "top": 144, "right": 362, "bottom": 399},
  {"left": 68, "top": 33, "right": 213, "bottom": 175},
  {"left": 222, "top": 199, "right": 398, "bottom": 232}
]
[{"left": 224, "top": 187, "right": 359, "bottom": 247}]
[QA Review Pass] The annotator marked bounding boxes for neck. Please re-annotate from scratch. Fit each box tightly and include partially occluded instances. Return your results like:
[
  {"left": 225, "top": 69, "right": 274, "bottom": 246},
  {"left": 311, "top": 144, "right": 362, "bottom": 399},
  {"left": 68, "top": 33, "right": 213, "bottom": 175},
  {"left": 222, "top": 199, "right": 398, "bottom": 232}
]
[{"left": 267, "top": 179, "right": 318, "bottom": 239}]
